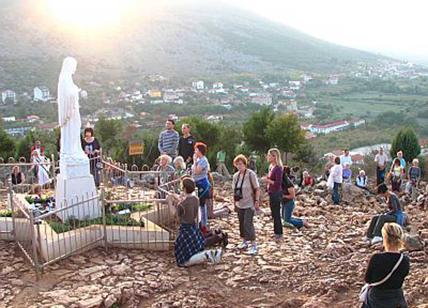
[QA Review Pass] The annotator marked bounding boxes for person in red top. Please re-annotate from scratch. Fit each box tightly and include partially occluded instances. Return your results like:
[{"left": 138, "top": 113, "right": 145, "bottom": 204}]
[
  {"left": 262, "top": 148, "right": 283, "bottom": 240},
  {"left": 302, "top": 170, "right": 314, "bottom": 188},
  {"left": 30, "top": 140, "right": 45, "bottom": 157}
]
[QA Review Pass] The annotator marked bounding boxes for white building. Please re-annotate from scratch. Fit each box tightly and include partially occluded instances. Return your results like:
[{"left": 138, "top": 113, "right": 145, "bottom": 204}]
[
  {"left": 33, "top": 86, "right": 51, "bottom": 102},
  {"left": 213, "top": 82, "right": 223, "bottom": 89},
  {"left": 130, "top": 90, "right": 143, "bottom": 102},
  {"left": 1, "top": 90, "right": 16, "bottom": 104},
  {"left": 163, "top": 90, "right": 179, "bottom": 103},
  {"left": 251, "top": 93, "right": 272, "bottom": 105},
  {"left": 207, "top": 115, "right": 223, "bottom": 122},
  {"left": 326, "top": 76, "right": 339, "bottom": 85},
  {"left": 2, "top": 116, "right": 16, "bottom": 122},
  {"left": 278, "top": 100, "right": 297, "bottom": 112},
  {"left": 309, "top": 120, "right": 350, "bottom": 134},
  {"left": 289, "top": 81, "right": 301, "bottom": 90},
  {"left": 192, "top": 80, "right": 204, "bottom": 90},
  {"left": 352, "top": 119, "right": 366, "bottom": 128}
]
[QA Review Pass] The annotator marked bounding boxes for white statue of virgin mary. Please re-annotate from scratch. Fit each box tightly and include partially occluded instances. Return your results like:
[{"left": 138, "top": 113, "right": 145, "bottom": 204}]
[
  {"left": 57, "top": 57, "right": 88, "bottom": 175},
  {"left": 56, "top": 57, "right": 100, "bottom": 220}
]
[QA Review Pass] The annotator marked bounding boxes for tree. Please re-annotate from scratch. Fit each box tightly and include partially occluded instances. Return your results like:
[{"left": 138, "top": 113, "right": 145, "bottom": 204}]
[
  {"left": 95, "top": 116, "right": 124, "bottom": 159},
  {"left": 390, "top": 127, "right": 421, "bottom": 163},
  {"left": 176, "top": 116, "right": 221, "bottom": 166},
  {"left": 266, "top": 113, "right": 305, "bottom": 164},
  {"left": 242, "top": 107, "right": 274, "bottom": 155},
  {"left": 176, "top": 116, "right": 220, "bottom": 150},
  {"left": 0, "top": 119, "right": 15, "bottom": 160},
  {"left": 293, "top": 140, "right": 318, "bottom": 167}
]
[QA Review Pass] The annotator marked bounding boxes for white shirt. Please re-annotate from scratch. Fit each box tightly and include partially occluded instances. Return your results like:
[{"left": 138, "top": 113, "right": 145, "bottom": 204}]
[
  {"left": 340, "top": 154, "right": 352, "bottom": 167},
  {"left": 374, "top": 153, "right": 389, "bottom": 167},
  {"left": 330, "top": 164, "right": 343, "bottom": 184}
]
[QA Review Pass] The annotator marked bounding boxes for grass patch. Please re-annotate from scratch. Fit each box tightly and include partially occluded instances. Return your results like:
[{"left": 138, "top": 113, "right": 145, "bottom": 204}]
[
  {"left": 110, "top": 203, "right": 152, "bottom": 213},
  {"left": 46, "top": 213, "right": 145, "bottom": 234},
  {"left": 0, "top": 209, "right": 12, "bottom": 217}
]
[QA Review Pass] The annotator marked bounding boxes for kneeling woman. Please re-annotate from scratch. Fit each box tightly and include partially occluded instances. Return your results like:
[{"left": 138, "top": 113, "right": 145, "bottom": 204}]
[
  {"left": 362, "top": 223, "right": 409, "bottom": 308},
  {"left": 282, "top": 166, "right": 309, "bottom": 229},
  {"left": 174, "top": 176, "right": 222, "bottom": 267}
]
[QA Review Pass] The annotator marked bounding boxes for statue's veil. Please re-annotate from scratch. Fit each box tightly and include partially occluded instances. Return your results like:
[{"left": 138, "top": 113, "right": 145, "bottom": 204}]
[{"left": 58, "top": 57, "right": 78, "bottom": 127}]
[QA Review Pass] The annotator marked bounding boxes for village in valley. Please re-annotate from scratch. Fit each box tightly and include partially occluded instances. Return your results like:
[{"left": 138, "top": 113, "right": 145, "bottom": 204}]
[{"left": 2, "top": 59, "right": 428, "bottom": 159}]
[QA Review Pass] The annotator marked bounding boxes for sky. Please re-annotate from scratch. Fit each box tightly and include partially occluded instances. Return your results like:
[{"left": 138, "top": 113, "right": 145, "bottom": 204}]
[{"left": 230, "top": 0, "right": 428, "bottom": 63}]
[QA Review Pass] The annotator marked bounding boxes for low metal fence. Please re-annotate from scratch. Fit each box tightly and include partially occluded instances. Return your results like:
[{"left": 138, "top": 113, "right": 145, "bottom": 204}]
[
  {"left": 0, "top": 156, "right": 56, "bottom": 191},
  {"left": 0, "top": 158, "right": 183, "bottom": 278}
]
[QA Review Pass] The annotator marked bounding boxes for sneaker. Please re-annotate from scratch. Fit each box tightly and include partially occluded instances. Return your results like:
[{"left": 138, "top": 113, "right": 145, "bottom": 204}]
[
  {"left": 274, "top": 234, "right": 283, "bottom": 241},
  {"left": 237, "top": 240, "right": 248, "bottom": 249},
  {"left": 246, "top": 244, "right": 258, "bottom": 255},
  {"left": 211, "top": 248, "right": 223, "bottom": 264},
  {"left": 283, "top": 221, "right": 295, "bottom": 229},
  {"left": 371, "top": 236, "right": 383, "bottom": 245}
]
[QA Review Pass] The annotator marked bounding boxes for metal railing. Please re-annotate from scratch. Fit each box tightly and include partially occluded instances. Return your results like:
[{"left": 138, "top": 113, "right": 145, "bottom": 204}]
[{"left": 0, "top": 157, "right": 183, "bottom": 278}]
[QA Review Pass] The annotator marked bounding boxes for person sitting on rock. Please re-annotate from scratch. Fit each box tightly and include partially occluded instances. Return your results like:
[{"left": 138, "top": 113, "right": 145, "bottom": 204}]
[
  {"left": 174, "top": 176, "right": 222, "bottom": 267},
  {"left": 173, "top": 156, "right": 187, "bottom": 179},
  {"left": 361, "top": 223, "right": 409, "bottom": 308},
  {"left": 356, "top": 170, "right": 369, "bottom": 190},
  {"left": 365, "top": 184, "right": 406, "bottom": 245},
  {"left": 301, "top": 170, "right": 314, "bottom": 188},
  {"left": 157, "top": 155, "right": 175, "bottom": 185}
]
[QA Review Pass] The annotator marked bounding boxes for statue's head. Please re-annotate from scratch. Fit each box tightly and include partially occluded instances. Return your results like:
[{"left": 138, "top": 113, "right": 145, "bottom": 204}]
[{"left": 61, "top": 57, "right": 77, "bottom": 75}]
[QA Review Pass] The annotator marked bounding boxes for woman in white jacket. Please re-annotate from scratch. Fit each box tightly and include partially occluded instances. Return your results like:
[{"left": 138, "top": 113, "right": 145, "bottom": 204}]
[{"left": 328, "top": 156, "right": 343, "bottom": 205}]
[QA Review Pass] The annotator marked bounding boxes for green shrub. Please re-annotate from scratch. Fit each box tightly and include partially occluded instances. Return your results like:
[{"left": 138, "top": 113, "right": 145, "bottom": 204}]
[{"left": 0, "top": 209, "right": 12, "bottom": 217}]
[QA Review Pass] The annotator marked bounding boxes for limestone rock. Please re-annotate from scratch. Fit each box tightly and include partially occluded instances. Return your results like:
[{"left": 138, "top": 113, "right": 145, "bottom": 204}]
[{"left": 405, "top": 234, "right": 425, "bottom": 251}]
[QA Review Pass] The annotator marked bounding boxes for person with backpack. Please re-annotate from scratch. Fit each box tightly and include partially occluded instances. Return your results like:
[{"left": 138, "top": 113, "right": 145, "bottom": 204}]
[
  {"left": 365, "top": 184, "right": 406, "bottom": 245},
  {"left": 360, "top": 223, "right": 409, "bottom": 308},
  {"left": 356, "top": 170, "right": 369, "bottom": 191},
  {"left": 282, "top": 166, "right": 309, "bottom": 229},
  {"left": 192, "top": 142, "right": 211, "bottom": 235},
  {"left": 262, "top": 148, "right": 283, "bottom": 240},
  {"left": 232, "top": 154, "right": 260, "bottom": 255}
]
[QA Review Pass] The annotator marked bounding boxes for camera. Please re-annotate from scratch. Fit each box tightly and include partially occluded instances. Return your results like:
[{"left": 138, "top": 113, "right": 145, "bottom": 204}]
[{"left": 233, "top": 187, "right": 243, "bottom": 202}]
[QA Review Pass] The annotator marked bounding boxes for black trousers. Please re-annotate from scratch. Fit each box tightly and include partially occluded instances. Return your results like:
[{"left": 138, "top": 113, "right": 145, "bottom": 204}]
[
  {"left": 366, "top": 214, "right": 397, "bottom": 238},
  {"left": 269, "top": 191, "right": 283, "bottom": 236}
]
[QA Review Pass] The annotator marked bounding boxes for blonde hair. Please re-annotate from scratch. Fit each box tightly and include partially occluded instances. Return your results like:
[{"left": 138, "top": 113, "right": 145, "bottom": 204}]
[
  {"left": 173, "top": 156, "right": 186, "bottom": 170},
  {"left": 159, "top": 154, "right": 172, "bottom": 165},
  {"left": 381, "top": 223, "right": 404, "bottom": 249},
  {"left": 268, "top": 148, "right": 283, "bottom": 167},
  {"left": 412, "top": 158, "right": 419, "bottom": 165}
]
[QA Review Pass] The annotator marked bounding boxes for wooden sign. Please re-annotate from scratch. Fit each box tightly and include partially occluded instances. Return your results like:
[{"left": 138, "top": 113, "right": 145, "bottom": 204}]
[{"left": 129, "top": 141, "right": 144, "bottom": 156}]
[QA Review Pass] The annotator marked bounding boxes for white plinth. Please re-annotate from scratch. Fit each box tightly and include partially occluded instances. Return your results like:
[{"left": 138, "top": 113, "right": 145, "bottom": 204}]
[{"left": 56, "top": 155, "right": 101, "bottom": 222}]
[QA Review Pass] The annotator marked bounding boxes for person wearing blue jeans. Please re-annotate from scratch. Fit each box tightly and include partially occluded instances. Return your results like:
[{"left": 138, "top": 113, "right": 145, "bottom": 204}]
[
  {"left": 196, "top": 177, "right": 210, "bottom": 231},
  {"left": 192, "top": 142, "right": 211, "bottom": 236},
  {"left": 329, "top": 156, "right": 343, "bottom": 205},
  {"left": 281, "top": 166, "right": 309, "bottom": 228},
  {"left": 333, "top": 182, "right": 341, "bottom": 205}
]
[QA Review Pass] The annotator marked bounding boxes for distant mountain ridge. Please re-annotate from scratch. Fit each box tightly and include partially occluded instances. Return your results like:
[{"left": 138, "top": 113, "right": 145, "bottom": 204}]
[{"left": 0, "top": 0, "right": 386, "bottom": 89}]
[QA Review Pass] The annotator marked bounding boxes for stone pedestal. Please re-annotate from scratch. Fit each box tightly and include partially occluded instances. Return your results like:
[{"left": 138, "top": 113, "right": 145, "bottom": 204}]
[{"left": 56, "top": 154, "right": 101, "bottom": 222}]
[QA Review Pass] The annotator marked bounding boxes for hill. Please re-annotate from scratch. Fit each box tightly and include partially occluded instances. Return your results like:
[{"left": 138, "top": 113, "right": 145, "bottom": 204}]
[{"left": 0, "top": 0, "right": 386, "bottom": 90}]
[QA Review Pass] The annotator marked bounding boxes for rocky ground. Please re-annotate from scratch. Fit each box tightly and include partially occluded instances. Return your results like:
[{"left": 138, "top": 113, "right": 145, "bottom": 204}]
[{"left": 0, "top": 181, "right": 427, "bottom": 308}]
